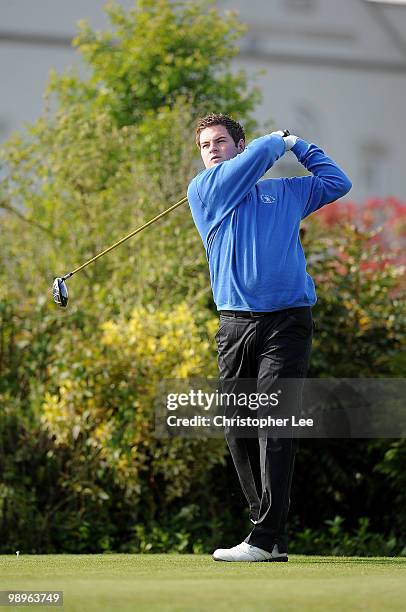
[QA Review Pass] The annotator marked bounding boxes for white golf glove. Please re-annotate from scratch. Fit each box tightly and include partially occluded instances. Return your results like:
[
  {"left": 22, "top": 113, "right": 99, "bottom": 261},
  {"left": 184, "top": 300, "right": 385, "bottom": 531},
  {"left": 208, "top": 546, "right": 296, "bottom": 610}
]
[
  {"left": 284, "top": 134, "right": 299, "bottom": 151},
  {"left": 269, "top": 130, "right": 299, "bottom": 151}
]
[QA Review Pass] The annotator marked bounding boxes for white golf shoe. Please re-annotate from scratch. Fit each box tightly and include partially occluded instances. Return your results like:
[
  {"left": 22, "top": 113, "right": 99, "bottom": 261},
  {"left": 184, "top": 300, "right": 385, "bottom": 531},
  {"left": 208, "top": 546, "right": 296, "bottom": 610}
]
[{"left": 212, "top": 542, "right": 288, "bottom": 562}]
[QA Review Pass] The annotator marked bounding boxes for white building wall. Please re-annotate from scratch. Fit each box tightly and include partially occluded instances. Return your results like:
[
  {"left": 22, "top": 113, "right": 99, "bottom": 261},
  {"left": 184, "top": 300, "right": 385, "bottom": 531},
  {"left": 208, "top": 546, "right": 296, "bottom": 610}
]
[
  {"left": 0, "top": 0, "right": 134, "bottom": 138},
  {"left": 1, "top": 0, "right": 406, "bottom": 201},
  {"left": 239, "top": 57, "right": 405, "bottom": 200},
  {"left": 223, "top": 0, "right": 406, "bottom": 200}
]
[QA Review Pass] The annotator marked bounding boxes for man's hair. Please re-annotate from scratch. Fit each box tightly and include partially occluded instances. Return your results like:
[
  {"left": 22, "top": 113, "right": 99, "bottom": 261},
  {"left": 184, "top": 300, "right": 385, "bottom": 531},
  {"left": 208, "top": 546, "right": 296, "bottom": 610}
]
[{"left": 195, "top": 113, "right": 245, "bottom": 147}]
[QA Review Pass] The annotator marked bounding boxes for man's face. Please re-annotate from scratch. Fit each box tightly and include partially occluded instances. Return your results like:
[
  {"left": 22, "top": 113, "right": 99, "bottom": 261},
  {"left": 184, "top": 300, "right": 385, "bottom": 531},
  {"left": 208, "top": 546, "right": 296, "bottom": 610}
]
[{"left": 199, "top": 124, "right": 245, "bottom": 169}]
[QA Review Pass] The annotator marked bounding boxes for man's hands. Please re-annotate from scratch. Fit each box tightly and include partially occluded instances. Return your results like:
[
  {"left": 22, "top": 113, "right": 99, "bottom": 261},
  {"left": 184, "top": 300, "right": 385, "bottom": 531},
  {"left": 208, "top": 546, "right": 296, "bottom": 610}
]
[
  {"left": 283, "top": 134, "right": 298, "bottom": 150},
  {"left": 269, "top": 130, "right": 299, "bottom": 151}
]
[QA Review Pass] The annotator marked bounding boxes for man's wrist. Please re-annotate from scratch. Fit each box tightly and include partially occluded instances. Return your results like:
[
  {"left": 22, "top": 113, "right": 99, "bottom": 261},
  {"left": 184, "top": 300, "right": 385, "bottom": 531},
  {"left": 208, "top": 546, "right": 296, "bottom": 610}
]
[{"left": 290, "top": 138, "right": 310, "bottom": 158}]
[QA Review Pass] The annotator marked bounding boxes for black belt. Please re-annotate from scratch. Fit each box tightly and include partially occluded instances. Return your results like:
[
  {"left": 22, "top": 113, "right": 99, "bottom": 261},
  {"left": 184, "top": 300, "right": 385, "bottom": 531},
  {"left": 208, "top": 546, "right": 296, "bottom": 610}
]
[{"left": 220, "top": 310, "right": 274, "bottom": 318}]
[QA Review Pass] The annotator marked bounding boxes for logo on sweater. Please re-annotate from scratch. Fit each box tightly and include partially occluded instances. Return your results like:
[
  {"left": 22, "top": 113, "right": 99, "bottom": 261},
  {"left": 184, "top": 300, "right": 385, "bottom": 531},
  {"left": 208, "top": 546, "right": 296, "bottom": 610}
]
[{"left": 260, "top": 194, "right": 276, "bottom": 204}]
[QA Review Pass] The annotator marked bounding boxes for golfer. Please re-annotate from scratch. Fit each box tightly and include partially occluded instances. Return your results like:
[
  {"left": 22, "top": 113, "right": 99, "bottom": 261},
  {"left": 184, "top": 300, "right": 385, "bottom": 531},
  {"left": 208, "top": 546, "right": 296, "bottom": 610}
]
[{"left": 187, "top": 114, "right": 352, "bottom": 562}]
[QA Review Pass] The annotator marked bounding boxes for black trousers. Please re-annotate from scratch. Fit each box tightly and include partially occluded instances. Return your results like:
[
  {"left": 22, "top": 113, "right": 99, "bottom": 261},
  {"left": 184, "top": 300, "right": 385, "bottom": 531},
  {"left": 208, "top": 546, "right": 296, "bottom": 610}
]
[{"left": 215, "top": 306, "right": 313, "bottom": 554}]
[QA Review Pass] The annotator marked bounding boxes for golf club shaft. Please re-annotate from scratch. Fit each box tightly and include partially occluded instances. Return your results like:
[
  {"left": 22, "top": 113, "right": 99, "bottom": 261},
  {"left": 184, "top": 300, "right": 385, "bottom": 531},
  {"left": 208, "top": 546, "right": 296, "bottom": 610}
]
[{"left": 62, "top": 195, "right": 188, "bottom": 280}]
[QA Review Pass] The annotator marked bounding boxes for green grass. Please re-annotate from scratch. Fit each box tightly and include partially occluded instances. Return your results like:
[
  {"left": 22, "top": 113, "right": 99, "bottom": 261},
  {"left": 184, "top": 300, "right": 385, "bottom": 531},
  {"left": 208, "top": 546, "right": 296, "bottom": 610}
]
[{"left": 0, "top": 554, "right": 405, "bottom": 611}]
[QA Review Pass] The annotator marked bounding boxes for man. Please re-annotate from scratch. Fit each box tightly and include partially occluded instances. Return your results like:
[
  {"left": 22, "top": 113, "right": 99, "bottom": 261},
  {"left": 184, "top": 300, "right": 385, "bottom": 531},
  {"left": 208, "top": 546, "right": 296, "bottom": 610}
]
[{"left": 187, "top": 114, "right": 352, "bottom": 562}]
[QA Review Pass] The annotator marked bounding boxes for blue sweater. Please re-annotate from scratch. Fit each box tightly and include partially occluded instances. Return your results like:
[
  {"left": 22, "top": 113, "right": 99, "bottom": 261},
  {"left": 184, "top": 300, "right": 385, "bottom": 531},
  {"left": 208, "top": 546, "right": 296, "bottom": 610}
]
[{"left": 187, "top": 135, "right": 352, "bottom": 312}]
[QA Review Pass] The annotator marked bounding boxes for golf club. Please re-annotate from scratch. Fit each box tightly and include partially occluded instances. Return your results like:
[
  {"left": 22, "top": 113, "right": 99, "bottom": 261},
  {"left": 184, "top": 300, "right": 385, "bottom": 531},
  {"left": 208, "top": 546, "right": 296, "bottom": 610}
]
[
  {"left": 52, "top": 195, "right": 188, "bottom": 307},
  {"left": 52, "top": 130, "right": 291, "bottom": 308}
]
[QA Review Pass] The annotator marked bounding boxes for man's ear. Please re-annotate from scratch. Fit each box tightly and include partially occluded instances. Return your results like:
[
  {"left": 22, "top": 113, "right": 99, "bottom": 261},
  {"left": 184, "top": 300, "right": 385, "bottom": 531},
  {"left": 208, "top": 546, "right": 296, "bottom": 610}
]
[{"left": 237, "top": 139, "right": 245, "bottom": 153}]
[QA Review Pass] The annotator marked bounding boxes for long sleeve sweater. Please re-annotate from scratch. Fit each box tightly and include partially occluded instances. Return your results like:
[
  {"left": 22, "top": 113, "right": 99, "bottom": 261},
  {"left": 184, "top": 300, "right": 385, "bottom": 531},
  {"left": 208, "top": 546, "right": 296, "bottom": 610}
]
[{"left": 187, "top": 135, "right": 352, "bottom": 311}]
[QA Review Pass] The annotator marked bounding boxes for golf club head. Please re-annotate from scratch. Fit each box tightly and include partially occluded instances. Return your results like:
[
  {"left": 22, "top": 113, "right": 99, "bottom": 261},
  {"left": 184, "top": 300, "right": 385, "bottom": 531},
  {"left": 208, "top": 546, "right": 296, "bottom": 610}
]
[{"left": 52, "top": 277, "right": 69, "bottom": 308}]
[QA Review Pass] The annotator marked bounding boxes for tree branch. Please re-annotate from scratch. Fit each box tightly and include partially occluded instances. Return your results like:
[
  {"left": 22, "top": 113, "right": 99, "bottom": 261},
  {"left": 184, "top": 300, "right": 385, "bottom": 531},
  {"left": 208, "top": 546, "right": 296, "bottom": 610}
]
[{"left": 0, "top": 199, "right": 57, "bottom": 239}]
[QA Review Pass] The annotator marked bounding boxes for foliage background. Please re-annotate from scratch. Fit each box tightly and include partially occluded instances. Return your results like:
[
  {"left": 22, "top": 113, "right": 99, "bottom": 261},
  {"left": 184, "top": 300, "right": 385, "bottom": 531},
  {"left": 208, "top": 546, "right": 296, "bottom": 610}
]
[{"left": 0, "top": 0, "right": 405, "bottom": 555}]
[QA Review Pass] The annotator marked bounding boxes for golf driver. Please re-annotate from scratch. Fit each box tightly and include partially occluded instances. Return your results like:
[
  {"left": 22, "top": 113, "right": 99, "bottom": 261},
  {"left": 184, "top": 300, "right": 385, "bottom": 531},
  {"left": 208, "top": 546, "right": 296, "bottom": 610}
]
[
  {"left": 52, "top": 195, "right": 188, "bottom": 307},
  {"left": 52, "top": 130, "right": 291, "bottom": 307}
]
